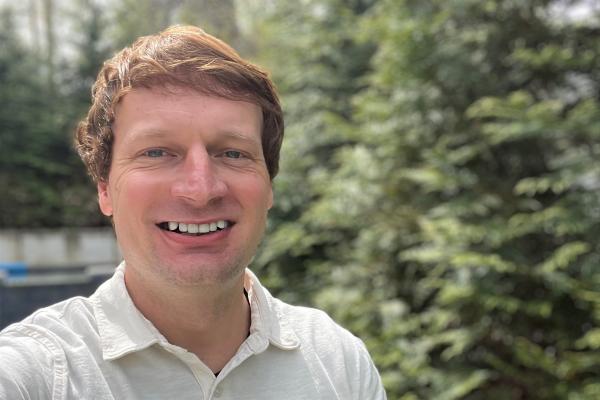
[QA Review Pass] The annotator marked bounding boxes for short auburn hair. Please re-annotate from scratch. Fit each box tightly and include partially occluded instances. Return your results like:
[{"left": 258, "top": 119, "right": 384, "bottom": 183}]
[{"left": 75, "top": 25, "right": 284, "bottom": 182}]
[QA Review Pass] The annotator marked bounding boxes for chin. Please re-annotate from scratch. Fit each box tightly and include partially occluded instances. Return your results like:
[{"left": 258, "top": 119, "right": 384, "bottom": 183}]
[{"left": 155, "top": 257, "right": 248, "bottom": 287}]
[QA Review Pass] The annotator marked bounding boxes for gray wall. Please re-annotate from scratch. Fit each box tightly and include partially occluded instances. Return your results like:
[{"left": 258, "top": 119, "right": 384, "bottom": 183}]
[
  {"left": 0, "top": 228, "right": 121, "bottom": 329},
  {"left": 0, "top": 228, "right": 120, "bottom": 269}
]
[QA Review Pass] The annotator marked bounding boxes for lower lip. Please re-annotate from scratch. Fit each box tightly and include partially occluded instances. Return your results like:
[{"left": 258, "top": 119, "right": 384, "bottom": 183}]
[{"left": 158, "top": 225, "right": 231, "bottom": 247}]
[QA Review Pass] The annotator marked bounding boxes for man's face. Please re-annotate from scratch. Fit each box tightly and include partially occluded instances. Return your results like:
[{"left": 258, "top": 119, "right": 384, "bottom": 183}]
[{"left": 97, "top": 87, "right": 273, "bottom": 288}]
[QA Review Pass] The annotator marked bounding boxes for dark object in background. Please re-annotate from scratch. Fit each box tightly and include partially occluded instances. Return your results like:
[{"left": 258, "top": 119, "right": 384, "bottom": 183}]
[{"left": 0, "top": 265, "right": 112, "bottom": 329}]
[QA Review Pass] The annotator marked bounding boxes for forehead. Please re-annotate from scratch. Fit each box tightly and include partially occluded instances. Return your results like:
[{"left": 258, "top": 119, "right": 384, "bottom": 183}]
[
  {"left": 115, "top": 85, "right": 261, "bottom": 115},
  {"left": 112, "top": 87, "right": 263, "bottom": 141}
]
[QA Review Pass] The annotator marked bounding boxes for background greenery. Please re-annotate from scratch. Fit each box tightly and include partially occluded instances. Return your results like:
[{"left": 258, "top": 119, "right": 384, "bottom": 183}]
[{"left": 1, "top": 0, "right": 599, "bottom": 398}]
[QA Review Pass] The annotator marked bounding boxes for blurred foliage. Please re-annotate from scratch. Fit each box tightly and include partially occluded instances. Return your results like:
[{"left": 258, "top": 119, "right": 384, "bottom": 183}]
[
  {"left": 1, "top": 0, "right": 600, "bottom": 398},
  {"left": 109, "top": 0, "right": 249, "bottom": 52},
  {"left": 251, "top": 0, "right": 600, "bottom": 398},
  {"left": 0, "top": 6, "right": 104, "bottom": 227}
]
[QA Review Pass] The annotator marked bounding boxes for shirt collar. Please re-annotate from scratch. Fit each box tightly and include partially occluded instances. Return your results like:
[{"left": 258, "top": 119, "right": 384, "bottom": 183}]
[
  {"left": 92, "top": 262, "right": 164, "bottom": 361},
  {"left": 244, "top": 269, "right": 300, "bottom": 351},
  {"left": 92, "top": 263, "right": 299, "bottom": 361}
]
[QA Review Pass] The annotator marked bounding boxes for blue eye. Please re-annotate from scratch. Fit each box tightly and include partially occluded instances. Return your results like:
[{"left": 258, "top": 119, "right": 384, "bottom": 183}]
[
  {"left": 224, "top": 150, "right": 243, "bottom": 159},
  {"left": 144, "top": 149, "right": 167, "bottom": 158}
]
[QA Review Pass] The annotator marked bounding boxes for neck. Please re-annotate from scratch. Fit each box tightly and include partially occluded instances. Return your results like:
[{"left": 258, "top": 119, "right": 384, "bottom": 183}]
[{"left": 124, "top": 268, "right": 251, "bottom": 373}]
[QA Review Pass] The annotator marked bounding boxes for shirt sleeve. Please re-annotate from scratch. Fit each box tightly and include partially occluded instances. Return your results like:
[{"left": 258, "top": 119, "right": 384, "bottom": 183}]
[{"left": 0, "top": 328, "right": 56, "bottom": 400}]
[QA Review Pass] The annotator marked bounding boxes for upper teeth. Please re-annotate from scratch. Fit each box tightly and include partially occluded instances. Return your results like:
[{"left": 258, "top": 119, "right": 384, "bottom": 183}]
[{"left": 167, "top": 220, "right": 228, "bottom": 233}]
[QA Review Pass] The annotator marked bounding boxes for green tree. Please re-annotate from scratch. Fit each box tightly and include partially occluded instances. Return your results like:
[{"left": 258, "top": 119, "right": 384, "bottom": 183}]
[
  {"left": 58, "top": 0, "right": 114, "bottom": 226},
  {"left": 0, "top": 3, "right": 109, "bottom": 228},
  {"left": 253, "top": 0, "right": 600, "bottom": 398},
  {"left": 250, "top": 0, "right": 378, "bottom": 302},
  {"left": 110, "top": 0, "right": 183, "bottom": 48},
  {"left": 108, "top": 0, "right": 242, "bottom": 49},
  {"left": 176, "top": 0, "right": 244, "bottom": 49},
  {"left": 0, "top": 7, "right": 68, "bottom": 227},
  {"left": 357, "top": 1, "right": 600, "bottom": 397}
]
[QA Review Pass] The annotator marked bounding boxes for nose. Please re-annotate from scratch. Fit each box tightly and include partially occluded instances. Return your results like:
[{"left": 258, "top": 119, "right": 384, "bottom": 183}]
[{"left": 170, "top": 146, "right": 227, "bottom": 206}]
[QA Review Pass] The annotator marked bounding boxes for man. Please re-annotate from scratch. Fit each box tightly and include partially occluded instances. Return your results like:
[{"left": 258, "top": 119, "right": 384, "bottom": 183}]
[{"left": 0, "top": 26, "right": 386, "bottom": 399}]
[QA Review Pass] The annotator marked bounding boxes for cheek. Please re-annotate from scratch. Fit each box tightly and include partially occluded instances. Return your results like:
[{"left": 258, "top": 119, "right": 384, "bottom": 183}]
[
  {"left": 110, "top": 171, "right": 165, "bottom": 213},
  {"left": 236, "top": 177, "right": 273, "bottom": 212}
]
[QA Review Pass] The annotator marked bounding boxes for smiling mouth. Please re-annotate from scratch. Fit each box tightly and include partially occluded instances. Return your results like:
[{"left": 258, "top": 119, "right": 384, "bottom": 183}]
[{"left": 157, "top": 220, "right": 231, "bottom": 236}]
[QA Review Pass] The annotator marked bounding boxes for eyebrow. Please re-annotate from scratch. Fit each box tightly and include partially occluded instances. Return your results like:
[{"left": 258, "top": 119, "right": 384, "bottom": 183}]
[
  {"left": 121, "top": 128, "right": 171, "bottom": 144},
  {"left": 218, "top": 131, "right": 261, "bottom": 147}
]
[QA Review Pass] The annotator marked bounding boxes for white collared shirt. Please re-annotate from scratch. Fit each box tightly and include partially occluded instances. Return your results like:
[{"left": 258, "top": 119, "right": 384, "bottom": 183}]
[{"left": 0, "top": 263, "right": 386, "bottom": 399}]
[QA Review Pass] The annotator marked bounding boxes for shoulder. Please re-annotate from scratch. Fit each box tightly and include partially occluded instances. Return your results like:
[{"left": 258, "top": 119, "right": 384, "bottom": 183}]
[
  {"left": 248, "top": 270, "right": 360, "bottom": 351},
  {"left": 247, "top": 270, "right": 387, "bottom": 398},
  {"left": 0, "top": 296, "right": 99, "bottom": 399},
  {"left": 0, "top": 323, "right": 61, "bottom": 399},
  {"left": 277, "top": 299, "right": 360, "bottom": 347},
  {"left": 9, "top": 295, "right": 99, "bottom": 344},
  {"left": 273, "top": 299, "right": 387, "bottom": 399}
]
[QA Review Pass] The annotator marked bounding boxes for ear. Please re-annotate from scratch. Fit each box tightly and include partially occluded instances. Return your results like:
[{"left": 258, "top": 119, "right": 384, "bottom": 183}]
[
  {"left": 267, "top": 184, "right": 274, "bottom": 210},
  {"left": 97, "top": 181, "right": 113, "bottom": 216}
]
